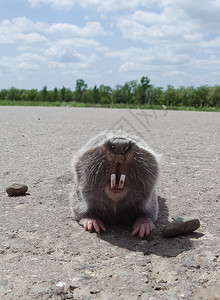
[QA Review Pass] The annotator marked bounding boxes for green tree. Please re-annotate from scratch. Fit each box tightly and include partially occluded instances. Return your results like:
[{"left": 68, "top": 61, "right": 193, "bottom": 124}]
[
  {"left": 126, "top": 80, "right": 139, "bottom": 104},
  {"left": 137, "top": 76, "right": 152, "bottom": 105},
  {"left": 0, "top": 89, "right": 8, "bottom": 100},
  {"left": 60, "top": 86, "right": 66, "bottom": 102},
  {"left": 28, "top": 89, "right": 38, "bottom": 101},
  {"left": 99, "top": 84, "right": 112, "bottom": 104},
  {"left": 196, "top": 85, "right": 210, "bottom": 107},
  {"left": 64, "top": 88, "right": 73, "bottom": 102},
  {"left": 176, "top": 86, "right": 193, "bottom": 106},
  {"left": 163, "top": 85, "right": 177, "bottom": 106},
  {"left": 92, "top": 85, "right": 100, "bottom": 104},
  {"left": 140, "top": 76, "right": 151, "bottom": 103},
  {"left": 183, "top": 87, "right": 196, "bottom": 107},
  {"left": 208, "top": 86, "right": 220, "bottom": 107},
  {"left": 75, "top": 79, "right": 88, "bottom": 102},
  {"left": 121, "top": 82, "right": 132, "bottom": 103},
  {"left": 187, "top": 86, "right": 210, "bottom": 107},
  {"left": 21, "top": 90, "right": 29, "bottom": 101},
  {"left": 112, "top": 84, "right": 130, "bottom": 104},
  {"left": 8, "top": 87, "right": 21, "bottom": 101},
  {"left": 112, "top": 81, "right": 139, "bottom": 104},
  {"left": 52, "top": 88, "right": 59, "bottom": 102},
  {"left": 126, "top": 80, "right": 138, "bottom": 104},
  {"left": 128, "top": 80, "right": 138, "bottom": 94},
  {"left": 47, "top": 91, "right": 52, "bottom": 102},
  {"left": 82, "top": 90, "right": 92, "bottom": 103},
  {"left": 145, "top": 86, "right": 163, "bottom": 105},
  {"left": 40, "top": 86, "right": 48, "bottom": 102}
]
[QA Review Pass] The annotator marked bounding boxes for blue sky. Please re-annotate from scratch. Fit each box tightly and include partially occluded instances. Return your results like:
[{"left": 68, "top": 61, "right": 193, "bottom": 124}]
[{"left": 0, "top": 0, "right": 220, "bottom": 90}]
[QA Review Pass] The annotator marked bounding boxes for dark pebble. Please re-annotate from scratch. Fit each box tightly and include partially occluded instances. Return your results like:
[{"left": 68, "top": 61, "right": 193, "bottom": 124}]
[
  {"left": 162, "top": 216, "right": 200, "bottom": 237},
  {"left": 6, "top": 183, "right": 28, "bottom": 196}
]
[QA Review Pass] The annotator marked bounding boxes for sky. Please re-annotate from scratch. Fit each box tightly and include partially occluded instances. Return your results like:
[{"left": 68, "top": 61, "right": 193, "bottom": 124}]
[{"left": 0, "top": 0, "right": 220, "bottom": 90}]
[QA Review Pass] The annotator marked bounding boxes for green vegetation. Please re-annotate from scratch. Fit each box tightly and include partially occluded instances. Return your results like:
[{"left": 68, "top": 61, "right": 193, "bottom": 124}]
[{"left": 0, "top": 77, "right": 219, "bottom": 111}]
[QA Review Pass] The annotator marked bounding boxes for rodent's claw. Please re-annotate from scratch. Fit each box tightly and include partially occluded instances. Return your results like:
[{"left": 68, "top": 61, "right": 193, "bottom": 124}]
[
  {"left": 131, "top": 217, "right": 154, "bottom": 239},
  {"left": 80, "top": 218, "right": 106, "bottom": 234}
]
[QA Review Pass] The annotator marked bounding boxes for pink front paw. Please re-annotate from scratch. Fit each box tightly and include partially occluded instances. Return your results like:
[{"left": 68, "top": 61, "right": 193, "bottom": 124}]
[
  {"left": 79, "top": 218, "right": 106, "bottom": 234},
  {"left": 131, "top": 217, "right": 155, "bottom": 239}
]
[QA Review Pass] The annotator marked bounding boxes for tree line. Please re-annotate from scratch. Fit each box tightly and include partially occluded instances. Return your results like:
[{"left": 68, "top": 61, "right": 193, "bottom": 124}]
[{"left": 0, "top": 77, "right": 219, "bottom": 107}]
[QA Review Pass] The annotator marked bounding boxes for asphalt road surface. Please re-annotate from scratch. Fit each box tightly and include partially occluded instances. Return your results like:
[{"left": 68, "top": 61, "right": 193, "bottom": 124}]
[{"left": 0, "top": 106, "right": 219, "bottom": 299}]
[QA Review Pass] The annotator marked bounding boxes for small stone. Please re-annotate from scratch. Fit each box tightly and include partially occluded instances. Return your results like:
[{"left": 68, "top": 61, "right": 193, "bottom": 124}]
[
  {"left": 90, "top": 289, "right": 101, "bottom": 295},
  {"left": 162, "top": 216, "right": 200, "bottom": 237},
  {"left": 6, "top": 183, "right": 28, "bottom": 196}
]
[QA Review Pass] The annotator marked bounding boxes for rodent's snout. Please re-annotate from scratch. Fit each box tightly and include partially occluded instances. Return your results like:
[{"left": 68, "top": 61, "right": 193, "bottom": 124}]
[{"left": 108, "top": 138, "right": 132, "bottom": 155}]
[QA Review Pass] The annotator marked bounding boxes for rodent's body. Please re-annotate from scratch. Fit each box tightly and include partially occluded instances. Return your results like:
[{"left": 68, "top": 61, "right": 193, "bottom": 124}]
[{"left": 70, "top": 131, "right": 160, "bottom": 238}]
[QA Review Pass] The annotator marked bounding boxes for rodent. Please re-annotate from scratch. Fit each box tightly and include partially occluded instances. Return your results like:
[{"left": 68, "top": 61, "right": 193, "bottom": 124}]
[{"left": 70, "top": 131, "right": 160, "bottom": 239}]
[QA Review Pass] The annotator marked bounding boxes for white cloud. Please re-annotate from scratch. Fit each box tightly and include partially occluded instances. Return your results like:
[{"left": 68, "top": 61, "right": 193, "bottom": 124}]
[
  {"left": 49, "top": 61, "right": 88, "bottom": 70},
  {"left": 15, "top": 62, "right": 40, "bottom": 71},
  {"left": 46, "top": 38, "right": 104, "bottom": 52},
  {"left": 80, "top": 0, "right": 151, "bottom": 12},
  {"left": 0, "top": 15, "right": 108, "bottom": 86},
  {"left": 28, "top": 0, "right": 153, "bottom": 11},
  {"left": 1, "top": 1, "right": 220, "bottom": 88},
  {"left": 0, "top": 17, "right": 107, "bottom": 46},
  {"left": 0, "top": 54, "right": 41, "bottom": 73},
  {"left": 70, "top": 38, "right": 108, "bottom": 51},
  {"left": 105, "top": 36, "right": 220, "bottom": 87},
  {"left": 200, "top": 37, "right": 220, "bottom": 48},
  {"left": 29, "top": 0, "right": 76, "bottom": 10},
  {"left": 17, "top": 52, "right": 46, "bottom": 63},
  {"left": 109, "top": 1, "right": 220, "bottom": 86},
  {"left": 116, "top": 9, "right": 203, "bottom": 44},
  {"left": 0, "top": 17, "right": 48, "bottom": 44},
  {"left": 106, "top": 46, "right": 190, "bottom": 74},
  {"left": 47, "top": 22, "right": 107, "bottom": 37},
  {"left": 0, "top": 56, "right": 13, "bottom": 73},
  {"left": 21, "top": 33, "right": 48, "bottom": 44},
  {"left": 167, "top": 0, "right": 220, "bottom": 27},
  {"left": 45, "top": 40, "right": 99, "bottom": 64},
  {"left": 28, "top": 0, "right": 220, "bottom": 23}
]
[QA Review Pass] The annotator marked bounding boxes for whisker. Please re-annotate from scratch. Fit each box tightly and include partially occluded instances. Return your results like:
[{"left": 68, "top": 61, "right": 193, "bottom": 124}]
[{"left": 133, "top": 156, "right": 157, "bottom": 179}]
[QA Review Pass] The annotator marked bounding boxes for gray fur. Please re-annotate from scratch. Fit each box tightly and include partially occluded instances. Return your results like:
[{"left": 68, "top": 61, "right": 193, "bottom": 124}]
[{"left": 70, "top": 131, "right": 160, "bottom": 226}]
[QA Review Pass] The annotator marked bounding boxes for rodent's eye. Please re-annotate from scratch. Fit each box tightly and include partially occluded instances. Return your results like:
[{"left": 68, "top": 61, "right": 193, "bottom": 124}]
[{"left": 111, "top": 144, "right": 115, "bottom": 150}]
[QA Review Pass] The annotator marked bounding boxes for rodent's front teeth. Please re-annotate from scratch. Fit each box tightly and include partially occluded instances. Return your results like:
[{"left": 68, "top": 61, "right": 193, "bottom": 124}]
[
  {"left": 110, "top": 174, "right": 126, "bottom": 189},
  {"left": 118, "top": 174, "right": 126, "bottom": 189},
  {"left": 111, "top": 174, "right": 116, "bottom": 189}
]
